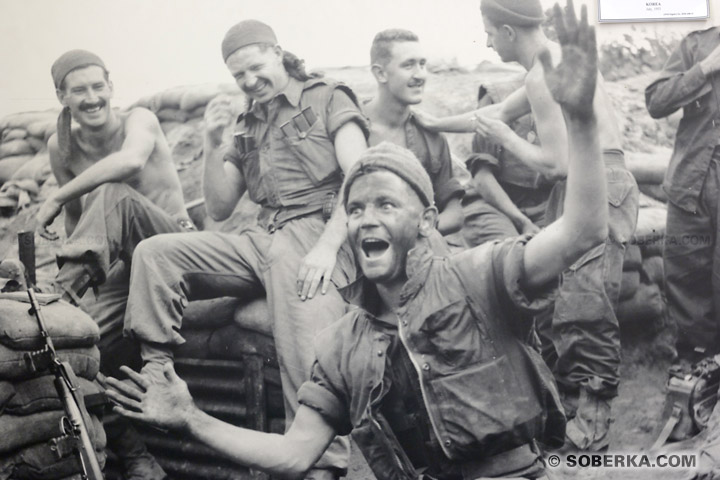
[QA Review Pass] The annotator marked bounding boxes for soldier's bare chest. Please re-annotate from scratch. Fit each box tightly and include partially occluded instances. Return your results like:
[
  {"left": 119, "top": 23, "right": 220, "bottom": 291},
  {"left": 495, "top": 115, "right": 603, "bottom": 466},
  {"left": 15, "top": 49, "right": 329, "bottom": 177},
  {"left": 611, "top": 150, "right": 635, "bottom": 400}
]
[{"left": 369, "top": 123, "right": 407, "bottom": 148}]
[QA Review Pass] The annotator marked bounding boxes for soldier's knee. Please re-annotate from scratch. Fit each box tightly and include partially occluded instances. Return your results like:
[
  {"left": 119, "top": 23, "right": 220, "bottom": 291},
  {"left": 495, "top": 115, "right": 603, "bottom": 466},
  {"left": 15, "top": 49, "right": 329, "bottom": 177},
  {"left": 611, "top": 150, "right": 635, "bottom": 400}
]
[{"left": 133, "top": 236, "right": 165, "bottom": 263}]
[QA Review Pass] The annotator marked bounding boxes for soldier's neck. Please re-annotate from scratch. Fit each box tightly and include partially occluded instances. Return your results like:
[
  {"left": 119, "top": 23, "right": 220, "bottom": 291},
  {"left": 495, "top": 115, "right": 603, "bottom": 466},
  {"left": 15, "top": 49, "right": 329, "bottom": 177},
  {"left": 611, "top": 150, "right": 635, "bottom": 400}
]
[
  {"left": 376, "top": 282, "right": 404, "bottom": 318},
  {"left": 518, "top": 31, "right": 551, "bottom": 71},
  {"left": 369, "top": 90, "right": 411, "bottom": 129}
]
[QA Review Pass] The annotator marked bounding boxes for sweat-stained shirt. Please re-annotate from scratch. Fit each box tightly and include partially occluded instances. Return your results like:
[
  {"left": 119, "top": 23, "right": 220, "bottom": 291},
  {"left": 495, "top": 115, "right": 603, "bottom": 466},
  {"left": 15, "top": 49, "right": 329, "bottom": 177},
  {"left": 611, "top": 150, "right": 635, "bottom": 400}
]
[{"left": 297, "top": 235, "right": 565, "bottom": 480}]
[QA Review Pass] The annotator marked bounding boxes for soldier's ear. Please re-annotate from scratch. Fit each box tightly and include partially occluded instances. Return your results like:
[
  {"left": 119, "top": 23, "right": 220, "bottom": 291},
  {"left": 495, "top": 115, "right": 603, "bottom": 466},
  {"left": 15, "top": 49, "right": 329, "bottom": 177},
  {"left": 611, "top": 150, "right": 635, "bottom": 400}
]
[
  {"left": 371, "top": 63, "right": 387, "bottom": 84},
  {"left": 418, "top": 206, "right": 438, "bottom": 238},
  {"left": 502, "top": 24, "right": 517, "bottom": 42}
]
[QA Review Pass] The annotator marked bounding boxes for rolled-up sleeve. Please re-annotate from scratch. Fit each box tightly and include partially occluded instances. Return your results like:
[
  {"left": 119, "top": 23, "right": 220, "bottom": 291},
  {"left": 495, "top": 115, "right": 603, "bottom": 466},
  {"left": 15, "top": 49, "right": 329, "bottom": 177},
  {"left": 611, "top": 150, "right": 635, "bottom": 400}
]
[
  {"left": 326, "top": 87, "right": 370, "bottom": 142},
  {"left": 297, "top": 325, "right": 353, "bottom": 435},
  {"left": 466, "top": 132, "right": 502, "bottom": 176},
  {"left": 297, "top": 364, "right": 352, "bottom": 436},
  {"left": 222, "top": 144, "right": 243, "bottom": 172},
  {"left": 493, "top": 234, "right": 557, "bottom": 315}
]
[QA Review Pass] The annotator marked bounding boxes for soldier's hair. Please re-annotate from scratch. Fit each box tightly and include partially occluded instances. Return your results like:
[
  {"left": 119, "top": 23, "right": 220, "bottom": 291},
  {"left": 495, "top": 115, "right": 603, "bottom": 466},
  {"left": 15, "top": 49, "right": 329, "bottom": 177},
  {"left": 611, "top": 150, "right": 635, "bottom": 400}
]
[
  {"left": 370, "top": 29, "right": 419, "bottom": 66},
  {"left": 255, "top": 43, "right": 323, "bottom": 82}
]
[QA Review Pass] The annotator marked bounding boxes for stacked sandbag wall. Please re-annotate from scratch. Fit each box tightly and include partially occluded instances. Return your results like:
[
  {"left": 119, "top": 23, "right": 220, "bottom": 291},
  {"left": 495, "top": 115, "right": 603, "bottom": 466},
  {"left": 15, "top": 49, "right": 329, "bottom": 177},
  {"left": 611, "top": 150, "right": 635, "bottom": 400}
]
[
  {"left": 133, "top": 297, "right": 280, "bottom": 480},
  {"left": 612, "top": 146, "right": 668, "bottom": 328},
  {"left": 131, "top": 83, "right": 253, "bottom": 230},
  {"left": 0, "top": 112, "right": 57, "bottom": 215},
  {"left": 0, "top": 296, "right": 107, "bottom": 480},
  {"left": 617, "top": 190, "right": 667, "bottom": 328}
]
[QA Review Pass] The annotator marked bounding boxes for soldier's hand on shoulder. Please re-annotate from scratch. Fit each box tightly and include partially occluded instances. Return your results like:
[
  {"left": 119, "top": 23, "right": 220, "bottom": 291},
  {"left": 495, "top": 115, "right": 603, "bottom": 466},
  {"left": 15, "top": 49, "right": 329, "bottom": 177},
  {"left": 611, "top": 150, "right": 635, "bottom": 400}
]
[{"left": 538, "top": 0, "right": 597, "bottom": 121}]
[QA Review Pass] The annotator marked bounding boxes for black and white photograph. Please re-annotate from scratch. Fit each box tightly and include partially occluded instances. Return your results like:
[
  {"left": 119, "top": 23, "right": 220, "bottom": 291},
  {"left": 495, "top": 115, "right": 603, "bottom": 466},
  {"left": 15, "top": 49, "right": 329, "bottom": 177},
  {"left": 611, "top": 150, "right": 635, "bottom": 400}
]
[{"left": 1, "top": 0, "right": 720, "bottom": 479}]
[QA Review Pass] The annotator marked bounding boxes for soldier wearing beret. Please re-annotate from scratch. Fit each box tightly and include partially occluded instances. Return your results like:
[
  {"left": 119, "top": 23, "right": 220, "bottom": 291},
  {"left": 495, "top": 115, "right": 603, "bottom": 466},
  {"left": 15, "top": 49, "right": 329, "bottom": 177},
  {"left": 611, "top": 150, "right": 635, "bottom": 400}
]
[
  {"left": 109, "top": 5, "right": 608, "bottom": 478},
  {"left": 122, "top": 20, "right": 369, "bottom": 479}
]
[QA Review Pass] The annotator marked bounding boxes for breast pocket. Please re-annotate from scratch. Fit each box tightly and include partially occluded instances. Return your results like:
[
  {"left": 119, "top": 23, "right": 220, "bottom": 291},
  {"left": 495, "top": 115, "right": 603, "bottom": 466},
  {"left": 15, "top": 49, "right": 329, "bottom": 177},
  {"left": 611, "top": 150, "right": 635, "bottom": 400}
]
[
  {"left": 683, "top": 90, "right": 712, "bottom": 119},
  {"left": 411, "top": 297, "right": 497, "bottom": 369},
  {"left": 606, "top": 167, "right": 639, "bottom": 244},
  {"left": 232, "top": 133, "right": 264, "bottom": 203},
  {"left": 280, "top": 106, "right": 338, "bottom": 185}
]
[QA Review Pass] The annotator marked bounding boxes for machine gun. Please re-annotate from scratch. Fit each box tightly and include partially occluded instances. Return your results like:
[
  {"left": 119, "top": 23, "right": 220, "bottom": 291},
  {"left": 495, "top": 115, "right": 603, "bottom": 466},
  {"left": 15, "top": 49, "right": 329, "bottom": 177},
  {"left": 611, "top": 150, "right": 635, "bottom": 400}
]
[{"left": 24, "top": 287, "right": 104, "bottom": 480}]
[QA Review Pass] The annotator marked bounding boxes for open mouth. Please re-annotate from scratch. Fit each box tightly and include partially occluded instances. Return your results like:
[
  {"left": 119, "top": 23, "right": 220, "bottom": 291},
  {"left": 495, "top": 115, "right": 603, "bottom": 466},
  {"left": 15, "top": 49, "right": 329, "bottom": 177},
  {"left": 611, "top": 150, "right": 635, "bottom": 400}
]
[{"left": 361, "top": 238, "right": 390, "bottom": 258}]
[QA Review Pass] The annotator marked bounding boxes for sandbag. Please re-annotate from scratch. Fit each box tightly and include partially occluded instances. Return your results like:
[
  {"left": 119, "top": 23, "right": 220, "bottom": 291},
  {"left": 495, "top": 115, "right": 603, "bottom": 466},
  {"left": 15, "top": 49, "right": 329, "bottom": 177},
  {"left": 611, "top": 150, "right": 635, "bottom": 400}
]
[
  {"left": 620, "top": 270, "right": 640, "bottom": 302},
  {"left": 633, "top": 207, "right": 667, "bottom": 245},
  {"left": 0, "top": 410, "right": 65, "bottom": 454},
  {"left": 130, "top": 94, "right": 153, "bottom": 110},
  {"left": 179, "top": 87, "right": 219, "bottom": 112},
  {"left": 617, "top": 282, "right": 664, "bottom": 325},
  {"left": 0, "top": 112, "right": 58, "bottom": 132},
  {"left": 641, "top": 255, "right": 664, "bottom": 287},
  {"left": 625, "top": 150, "right": 670, "bottom": 184},
  {"left": 155, "top": 108, "right": 188, "bottom": 123},
  {"left": 25, "top": 120, "right": 56, "bottom": 140},
  {"left": 0, "top": 298, "right": 99, "bottom": 350},
  {"left": 638, "top": 183, "right": 667, "bottom": 203},
  {"left": 11, "top": 150, "right": 51, "bottom": 184},
  {"left": 0, "top": 155, "right": 33, "bottom": 184},
  {"left": 188, "top": 104, "right": 207, "bottom": 119},
  {"left": 0, "top": 412, "right": 105, "bottom": 463},
  {"left": 160, "top": 120, "right": 182, "bottom": 135},
  {"left": 1, "top": 128, "right": 27, "bottom": 142},
  {"left": 0, "top": 139, "right": 34, "bottom": 158},
  {"left": 622, "top": 244, "right": 642, "bottom": 271},
  {"left": 0, "top": 375, "right": 103, "bottom": 416},
  {"left": 10, "top": 445, "right": 106, "bottom": 480},
  {"left": 183, "top": 297, "right": 242, "bottom": 329},
  {"left": 640, "top": 239, "right": 663, "bottom": 258},
  {"left": 176, "top": 324, "right": 275, "bottom": 362},
  {"left": 232, "top": 298, "right": 271, "bottom": 335},
  {"left": 158, "top": 89, "right": 185, "bottom": 110},
  {"left": 25, "top": 136, "right": 46, "bottom": 153},
  {"left": 0, "top": 345, "right": 100, "bottom": 381}
]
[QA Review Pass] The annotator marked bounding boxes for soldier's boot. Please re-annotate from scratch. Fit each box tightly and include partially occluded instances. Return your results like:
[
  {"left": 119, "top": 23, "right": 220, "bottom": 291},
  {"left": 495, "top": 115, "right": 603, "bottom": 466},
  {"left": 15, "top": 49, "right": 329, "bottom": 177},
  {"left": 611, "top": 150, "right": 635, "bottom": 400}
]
[
  {"left": 106, "top": 415, "right": 167, "bottom": 480},
  {"left": 564, "top": 388, "right": 612, "bottom": 452}
]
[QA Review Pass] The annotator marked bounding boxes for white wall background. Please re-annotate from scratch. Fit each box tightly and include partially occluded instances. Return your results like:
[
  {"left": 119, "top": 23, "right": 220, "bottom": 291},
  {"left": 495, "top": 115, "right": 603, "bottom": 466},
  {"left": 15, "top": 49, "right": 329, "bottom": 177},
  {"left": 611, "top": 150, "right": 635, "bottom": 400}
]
[{"left": 0, "top": 0, "right": 717, "bottom": 116}]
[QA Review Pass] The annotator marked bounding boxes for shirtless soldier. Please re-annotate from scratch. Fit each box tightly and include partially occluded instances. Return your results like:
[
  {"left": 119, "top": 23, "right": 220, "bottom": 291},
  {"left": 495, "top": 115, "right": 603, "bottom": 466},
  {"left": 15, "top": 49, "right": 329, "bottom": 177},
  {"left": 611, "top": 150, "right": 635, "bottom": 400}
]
[
  {"left": 37, "top": 49, "right": 193, "bottom": 478},
  {"left": 419, "top": 0, "right": 639, "bottom": 451}
]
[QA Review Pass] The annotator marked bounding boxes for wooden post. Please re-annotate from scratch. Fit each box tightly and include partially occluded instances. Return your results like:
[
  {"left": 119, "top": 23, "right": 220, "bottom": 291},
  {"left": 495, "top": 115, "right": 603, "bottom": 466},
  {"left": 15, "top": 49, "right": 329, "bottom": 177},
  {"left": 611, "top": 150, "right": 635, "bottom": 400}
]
[
  {"left": 244, "top": 354, "right": 269, "bottom": 480},
  {"left": 17, "top": 231, "right": 35, "bottom": 287}
]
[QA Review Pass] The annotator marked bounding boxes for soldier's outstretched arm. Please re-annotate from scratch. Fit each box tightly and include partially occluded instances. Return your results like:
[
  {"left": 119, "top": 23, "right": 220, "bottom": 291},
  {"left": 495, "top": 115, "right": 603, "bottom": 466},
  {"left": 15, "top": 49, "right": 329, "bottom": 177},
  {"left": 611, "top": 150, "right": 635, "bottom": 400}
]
[
  {"left": 523, "top": 0, "right": 608, "bottom": 288},
  {"left": 106, "top": 364, "right": 336, "bottom": 479}
]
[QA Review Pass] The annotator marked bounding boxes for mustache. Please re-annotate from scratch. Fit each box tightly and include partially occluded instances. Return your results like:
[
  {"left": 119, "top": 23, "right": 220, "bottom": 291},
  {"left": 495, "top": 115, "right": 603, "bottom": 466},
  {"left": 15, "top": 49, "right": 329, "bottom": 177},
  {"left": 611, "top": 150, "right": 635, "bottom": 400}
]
[{"left": 79, "top": 99, "right": 106, "bottom": 112}]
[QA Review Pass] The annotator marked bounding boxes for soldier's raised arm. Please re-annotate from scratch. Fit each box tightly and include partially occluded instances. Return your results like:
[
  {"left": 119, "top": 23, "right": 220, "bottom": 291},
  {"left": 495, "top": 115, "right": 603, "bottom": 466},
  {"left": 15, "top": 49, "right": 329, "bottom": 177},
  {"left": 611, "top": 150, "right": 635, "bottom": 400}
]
[{"left": 522, "top": 0, "right": 608, "bottom": 288}]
